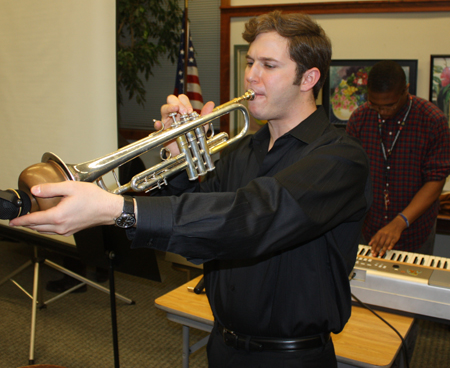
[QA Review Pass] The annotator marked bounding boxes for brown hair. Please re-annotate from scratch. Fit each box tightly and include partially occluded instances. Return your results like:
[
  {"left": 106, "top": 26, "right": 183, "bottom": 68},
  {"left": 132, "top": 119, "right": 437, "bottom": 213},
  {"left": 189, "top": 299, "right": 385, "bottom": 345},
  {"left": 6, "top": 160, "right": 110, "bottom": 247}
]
[{"left": 242, "top": 11, "right": 332, "bottom": 99}]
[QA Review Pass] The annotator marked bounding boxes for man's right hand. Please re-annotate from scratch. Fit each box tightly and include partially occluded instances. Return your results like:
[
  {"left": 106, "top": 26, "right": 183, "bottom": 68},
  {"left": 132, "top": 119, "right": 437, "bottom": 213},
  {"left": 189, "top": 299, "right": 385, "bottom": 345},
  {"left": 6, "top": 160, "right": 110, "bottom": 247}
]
[
  {"left": 369, "top": 216, "right": 407, "bottom": 257},
  {"left": 154, "top": 94, "right": 215, "bottom": 157}
]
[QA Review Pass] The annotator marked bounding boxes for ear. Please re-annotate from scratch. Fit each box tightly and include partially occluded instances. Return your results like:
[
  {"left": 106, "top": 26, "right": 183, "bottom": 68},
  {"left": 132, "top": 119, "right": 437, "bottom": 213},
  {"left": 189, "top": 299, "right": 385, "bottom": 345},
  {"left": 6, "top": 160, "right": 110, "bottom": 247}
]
[{"left": 300, "top": 67, "right": 321, "bottom": 93}]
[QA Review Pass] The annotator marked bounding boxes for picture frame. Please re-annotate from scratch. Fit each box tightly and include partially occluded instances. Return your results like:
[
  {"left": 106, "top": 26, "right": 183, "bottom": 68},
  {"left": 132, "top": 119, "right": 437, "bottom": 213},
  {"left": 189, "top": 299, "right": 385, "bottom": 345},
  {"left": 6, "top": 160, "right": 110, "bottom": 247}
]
[
  {"left": 429, "top": 55, "right": 450, "bottom": 122},
  {"left": 233, "top": 44, "right": 266, "bottom": 136},
  {"left": 322, "top": 59, "right": 418, "bottom": 126}
]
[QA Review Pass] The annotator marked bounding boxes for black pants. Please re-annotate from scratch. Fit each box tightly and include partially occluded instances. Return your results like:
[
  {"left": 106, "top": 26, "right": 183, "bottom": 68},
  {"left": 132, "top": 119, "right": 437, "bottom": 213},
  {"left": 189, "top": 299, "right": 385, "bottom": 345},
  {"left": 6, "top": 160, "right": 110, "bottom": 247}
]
[{"left": 206, "top": 325, "right": 337, "bottom": 368}]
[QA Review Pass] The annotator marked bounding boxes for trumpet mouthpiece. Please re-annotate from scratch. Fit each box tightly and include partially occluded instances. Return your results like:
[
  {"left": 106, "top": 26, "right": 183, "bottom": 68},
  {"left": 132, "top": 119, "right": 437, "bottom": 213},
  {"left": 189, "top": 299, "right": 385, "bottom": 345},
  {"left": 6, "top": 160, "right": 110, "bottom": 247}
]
[{"left": 245, "top": 89, "right": 255, "bottom": 101}]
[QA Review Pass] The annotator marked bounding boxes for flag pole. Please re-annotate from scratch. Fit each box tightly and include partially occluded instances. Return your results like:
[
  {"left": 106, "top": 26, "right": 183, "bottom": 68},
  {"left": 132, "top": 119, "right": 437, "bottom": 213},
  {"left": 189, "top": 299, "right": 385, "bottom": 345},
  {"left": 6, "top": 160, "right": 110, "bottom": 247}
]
[{"left": 183, "top": 0, "right": 189, "bottom": 94}]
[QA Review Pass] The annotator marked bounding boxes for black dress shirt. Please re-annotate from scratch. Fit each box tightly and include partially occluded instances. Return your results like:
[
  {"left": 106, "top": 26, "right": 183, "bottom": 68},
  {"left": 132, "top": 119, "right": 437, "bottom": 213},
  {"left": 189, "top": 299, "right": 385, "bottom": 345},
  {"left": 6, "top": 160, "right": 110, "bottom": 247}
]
[{"left": 130, "top": 106, "right": 371, "bottom": 338}]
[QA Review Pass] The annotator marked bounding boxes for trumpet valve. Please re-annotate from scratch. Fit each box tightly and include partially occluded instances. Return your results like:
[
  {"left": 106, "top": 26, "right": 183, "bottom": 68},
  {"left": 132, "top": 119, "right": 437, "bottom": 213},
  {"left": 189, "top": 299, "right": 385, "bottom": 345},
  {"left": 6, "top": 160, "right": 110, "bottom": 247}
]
[{"left": 169, "top": 112, "right": 179, "bottom": 127}]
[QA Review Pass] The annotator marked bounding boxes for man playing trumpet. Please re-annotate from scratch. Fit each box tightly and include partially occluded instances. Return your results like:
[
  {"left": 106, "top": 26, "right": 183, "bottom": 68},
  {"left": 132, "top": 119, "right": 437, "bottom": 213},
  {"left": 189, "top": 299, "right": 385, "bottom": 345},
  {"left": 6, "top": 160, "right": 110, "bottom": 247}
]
[{"left": 11, "top": 11, "right": 371, "bottom": 367}]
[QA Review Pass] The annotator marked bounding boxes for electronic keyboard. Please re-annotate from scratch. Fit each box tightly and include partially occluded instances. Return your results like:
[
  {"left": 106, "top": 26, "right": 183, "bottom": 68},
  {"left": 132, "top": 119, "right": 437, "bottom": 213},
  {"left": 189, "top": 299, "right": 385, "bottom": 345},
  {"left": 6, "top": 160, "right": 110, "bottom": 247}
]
[{"left": 350, "top": 244, "right": 450, "bottom": 321}]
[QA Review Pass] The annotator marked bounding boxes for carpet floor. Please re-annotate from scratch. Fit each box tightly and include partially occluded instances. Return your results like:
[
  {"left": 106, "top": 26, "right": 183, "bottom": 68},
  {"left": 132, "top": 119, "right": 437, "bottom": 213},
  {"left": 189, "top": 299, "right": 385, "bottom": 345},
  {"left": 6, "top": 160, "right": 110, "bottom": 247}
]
[{"left": 0, "top": 238, "right": 449, "bottom": 368}]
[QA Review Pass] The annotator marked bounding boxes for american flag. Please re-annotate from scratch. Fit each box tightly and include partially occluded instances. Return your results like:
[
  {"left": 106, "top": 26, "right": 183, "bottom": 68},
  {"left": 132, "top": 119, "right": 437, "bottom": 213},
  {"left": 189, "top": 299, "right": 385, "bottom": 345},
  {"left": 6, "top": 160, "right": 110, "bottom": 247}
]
[{"left": 173, "top": 12, "right": 203, "bottom": 113}]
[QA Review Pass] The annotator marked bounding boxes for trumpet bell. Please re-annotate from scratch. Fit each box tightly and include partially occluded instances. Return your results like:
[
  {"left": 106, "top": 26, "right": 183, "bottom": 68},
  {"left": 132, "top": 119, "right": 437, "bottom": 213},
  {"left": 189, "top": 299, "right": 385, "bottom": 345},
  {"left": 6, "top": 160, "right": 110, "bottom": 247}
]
[{"left": 18, "top": 159, "right": 69, "bottom": 213}]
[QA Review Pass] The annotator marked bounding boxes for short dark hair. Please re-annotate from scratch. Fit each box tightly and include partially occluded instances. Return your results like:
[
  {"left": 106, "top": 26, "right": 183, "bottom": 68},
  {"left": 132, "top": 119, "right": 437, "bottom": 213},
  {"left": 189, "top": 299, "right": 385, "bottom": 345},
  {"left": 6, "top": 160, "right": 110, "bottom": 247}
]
[
  {"left": 368, "top": 60, "right": 407, "bottom": 94},
  {"left": 242, "top": 11, "right": 332, "bottom": 99}
]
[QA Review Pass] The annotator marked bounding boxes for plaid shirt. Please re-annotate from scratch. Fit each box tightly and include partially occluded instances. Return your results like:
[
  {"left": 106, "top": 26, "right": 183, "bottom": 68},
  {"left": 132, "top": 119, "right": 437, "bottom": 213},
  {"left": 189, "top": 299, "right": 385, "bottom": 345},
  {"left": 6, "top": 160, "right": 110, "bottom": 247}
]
[{"left": 347, "top": 95, "right": 450, "bottom": 251}]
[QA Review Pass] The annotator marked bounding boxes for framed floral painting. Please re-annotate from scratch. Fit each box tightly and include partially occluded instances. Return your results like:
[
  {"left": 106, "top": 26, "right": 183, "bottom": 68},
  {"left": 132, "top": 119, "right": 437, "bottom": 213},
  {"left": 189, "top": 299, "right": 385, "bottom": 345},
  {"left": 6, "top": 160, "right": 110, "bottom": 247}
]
[
  {"left": 430, "top": 55, "right": 450, "bottom": 123},
  {"left": 322, "top": 60, "right": 418, "bottom": 126}
]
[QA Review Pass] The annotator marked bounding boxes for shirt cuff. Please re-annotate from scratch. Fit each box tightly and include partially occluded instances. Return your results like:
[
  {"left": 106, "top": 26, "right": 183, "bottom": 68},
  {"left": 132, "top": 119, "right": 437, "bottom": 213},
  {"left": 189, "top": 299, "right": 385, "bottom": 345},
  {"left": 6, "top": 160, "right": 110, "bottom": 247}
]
[{"left": 127, "top": 196, "right": 173, "bottom": 249}]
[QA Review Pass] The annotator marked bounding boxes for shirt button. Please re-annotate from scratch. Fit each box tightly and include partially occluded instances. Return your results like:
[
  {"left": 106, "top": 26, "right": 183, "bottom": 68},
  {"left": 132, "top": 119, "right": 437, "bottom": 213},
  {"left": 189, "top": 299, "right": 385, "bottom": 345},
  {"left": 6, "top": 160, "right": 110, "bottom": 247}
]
[
  {"left": 387, "top": 166, "right": 390, "bottom": 170},
  {"left": 230, "top": 285, "right": 235, "bottom": 291},
  {"left": 389, "top": 131, "right": 393, "bottom": 135},
  {"left": 384, "top": 216, "right": 388, "bottom": 219}
]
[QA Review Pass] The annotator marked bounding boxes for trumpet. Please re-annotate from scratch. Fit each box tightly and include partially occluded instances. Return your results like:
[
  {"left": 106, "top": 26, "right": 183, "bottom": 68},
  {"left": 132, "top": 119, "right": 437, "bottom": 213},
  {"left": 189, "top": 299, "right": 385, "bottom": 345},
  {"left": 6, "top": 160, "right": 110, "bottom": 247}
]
[{"left": 11, "top": 90, "right": 255, "bottom": 216}]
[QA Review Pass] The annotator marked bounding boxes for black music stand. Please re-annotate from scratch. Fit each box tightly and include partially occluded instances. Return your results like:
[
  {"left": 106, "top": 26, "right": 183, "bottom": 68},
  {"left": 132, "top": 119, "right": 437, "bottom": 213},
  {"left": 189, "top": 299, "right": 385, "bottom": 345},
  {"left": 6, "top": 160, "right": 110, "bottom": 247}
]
[
  {"left": 0, "top": 224, "right": 160, "bottom": 367},
  {"left": 74, "top": 225, "right": 161, "bottom": 368}
]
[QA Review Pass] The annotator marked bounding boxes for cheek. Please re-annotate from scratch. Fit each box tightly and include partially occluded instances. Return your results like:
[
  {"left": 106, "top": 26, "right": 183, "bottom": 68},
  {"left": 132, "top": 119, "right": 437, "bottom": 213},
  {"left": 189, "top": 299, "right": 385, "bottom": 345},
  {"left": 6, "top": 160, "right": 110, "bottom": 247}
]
[{"left": 248, "top": 100, "right": 265, "bottom": 119}]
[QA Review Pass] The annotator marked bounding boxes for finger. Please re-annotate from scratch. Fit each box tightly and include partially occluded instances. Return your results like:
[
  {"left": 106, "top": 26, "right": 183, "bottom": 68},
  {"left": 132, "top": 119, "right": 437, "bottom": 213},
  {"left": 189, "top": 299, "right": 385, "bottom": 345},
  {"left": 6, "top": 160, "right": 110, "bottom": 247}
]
[
  {"left": 153, "top": 119, "right": 164, "bottom": 131},
  {"left": 378, "top": 247, "right": 387, "bottom": 257},
  {"left": 369, "top": 238, "right": 385, "bottom": 257},
  {"left": 177, "top": 94, "right": 193, "bottom": 114},
  {"left": 201, "top": 101, "right": 215, "bottom": 116},
  {"left": 30, "top": 181, "right": 71, "bottom": 198},
  {"left": 165, "top": 94, "right": 191, "bottom": 115},
  {"left": 376, "top": 236, "right": 396, "bottom": 257},
  {"left": 161, "top": 96, "right": 183, "bottom": 120},
  {"left": 370, "top": 244, "right": 380, "bottom": 257},
  {"left": 376, "top": 242, "right": 389, "bottom": 257},
  {"left": 387, "top": 240, "right": 396, "bottom": 252},
  {"left": 10, "top": 205, "right": 59, "bottom": 227},
  {"left": 368, "top": 238, "right": 379, "bottom": 254},
  {"left": 153, "top": 119, "right": 161, "bottom": 130}
]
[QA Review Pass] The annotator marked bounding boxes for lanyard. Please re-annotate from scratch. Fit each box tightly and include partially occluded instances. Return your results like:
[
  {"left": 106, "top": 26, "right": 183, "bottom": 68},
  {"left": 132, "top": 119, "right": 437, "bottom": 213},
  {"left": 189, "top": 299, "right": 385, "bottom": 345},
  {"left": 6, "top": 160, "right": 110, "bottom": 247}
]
[{"left": 377, "top": 96, "right": 413, "bottom": 211}]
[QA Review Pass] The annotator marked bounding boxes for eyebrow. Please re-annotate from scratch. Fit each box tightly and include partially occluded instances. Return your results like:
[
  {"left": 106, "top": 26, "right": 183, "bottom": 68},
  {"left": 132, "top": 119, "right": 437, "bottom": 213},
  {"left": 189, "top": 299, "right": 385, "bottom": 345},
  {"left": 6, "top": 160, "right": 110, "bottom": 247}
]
[{"left": 246, "top": 54, "right": 280, "bottom": 63}]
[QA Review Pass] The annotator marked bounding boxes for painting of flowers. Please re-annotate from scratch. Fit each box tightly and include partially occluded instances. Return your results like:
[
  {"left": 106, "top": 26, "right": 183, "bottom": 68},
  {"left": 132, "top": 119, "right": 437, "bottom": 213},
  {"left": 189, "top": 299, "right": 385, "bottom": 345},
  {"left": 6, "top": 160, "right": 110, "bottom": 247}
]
[
  {"left": 323, "top": 60, "right": 417, "bottom": 125},
  {"left": 330, "top": 67, "right": 370, "bottom": 122},
  {"left": 430, "top": 55, "right": 450, "bottom": 123}
]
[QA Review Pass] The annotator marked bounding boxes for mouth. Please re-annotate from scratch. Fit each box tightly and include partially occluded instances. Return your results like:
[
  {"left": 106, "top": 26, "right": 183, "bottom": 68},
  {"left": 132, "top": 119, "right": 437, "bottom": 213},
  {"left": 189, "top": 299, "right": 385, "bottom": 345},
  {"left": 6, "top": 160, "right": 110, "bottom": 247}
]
[{"left": 249, "top": 91, "right": 263, "bottom": 99}]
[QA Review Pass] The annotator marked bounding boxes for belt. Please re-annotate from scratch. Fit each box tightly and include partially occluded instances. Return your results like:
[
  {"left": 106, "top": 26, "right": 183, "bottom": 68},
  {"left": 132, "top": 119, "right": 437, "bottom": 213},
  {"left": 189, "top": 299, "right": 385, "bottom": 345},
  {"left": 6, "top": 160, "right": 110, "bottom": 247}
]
[{"left": 217, "top": 323, "right": 330, "bottom": 352}]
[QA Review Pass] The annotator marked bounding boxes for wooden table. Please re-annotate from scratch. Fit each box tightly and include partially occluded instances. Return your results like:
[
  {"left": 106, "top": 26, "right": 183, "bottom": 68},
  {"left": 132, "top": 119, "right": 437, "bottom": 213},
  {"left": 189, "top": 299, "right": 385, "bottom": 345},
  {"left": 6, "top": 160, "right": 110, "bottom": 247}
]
[{"left": 155, "top": 276, "right": 414, "bottom": 368}]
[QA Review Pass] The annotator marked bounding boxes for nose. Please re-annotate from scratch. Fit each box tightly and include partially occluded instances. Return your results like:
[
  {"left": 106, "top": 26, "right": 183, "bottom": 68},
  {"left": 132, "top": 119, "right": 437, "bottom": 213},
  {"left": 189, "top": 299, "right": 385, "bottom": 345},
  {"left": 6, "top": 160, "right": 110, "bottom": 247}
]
[{"left": 245, "top": 64, "right": 259, "bottom": 86}]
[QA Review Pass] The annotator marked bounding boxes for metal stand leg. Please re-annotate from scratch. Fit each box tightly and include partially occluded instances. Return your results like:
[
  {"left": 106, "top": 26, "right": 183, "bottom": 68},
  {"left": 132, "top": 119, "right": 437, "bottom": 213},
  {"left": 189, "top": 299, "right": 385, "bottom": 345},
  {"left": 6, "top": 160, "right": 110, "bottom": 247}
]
[
  {"left": 1, "top": 246, "right": 135, "bottom": 365},
  {"left": 0, "top": 260, "right": 32, "bottom": 286},
  {"left": 108, "top": 251, "right": 121, "bottom": 368},
  {"left": 43, "top": 259, "right": 133, "bottom": 305},
  {"left": 28, "top": 258, "right": 40, "bottom": 365}
]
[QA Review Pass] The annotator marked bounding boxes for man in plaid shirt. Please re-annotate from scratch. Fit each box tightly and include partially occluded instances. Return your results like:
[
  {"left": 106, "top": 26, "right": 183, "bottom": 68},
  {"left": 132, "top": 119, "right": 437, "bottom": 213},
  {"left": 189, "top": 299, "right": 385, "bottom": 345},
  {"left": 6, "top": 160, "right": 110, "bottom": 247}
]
[{"left": 347, "top": 60, "right": 450, "bottom": 256}]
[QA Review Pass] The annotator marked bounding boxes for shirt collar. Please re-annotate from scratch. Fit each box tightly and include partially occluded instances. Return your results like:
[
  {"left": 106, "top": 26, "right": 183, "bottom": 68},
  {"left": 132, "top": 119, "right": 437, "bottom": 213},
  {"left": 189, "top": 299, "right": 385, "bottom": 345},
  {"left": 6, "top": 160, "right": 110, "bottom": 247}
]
[{"left": 251, "top": 106, "right": 330, "bottom": 147}]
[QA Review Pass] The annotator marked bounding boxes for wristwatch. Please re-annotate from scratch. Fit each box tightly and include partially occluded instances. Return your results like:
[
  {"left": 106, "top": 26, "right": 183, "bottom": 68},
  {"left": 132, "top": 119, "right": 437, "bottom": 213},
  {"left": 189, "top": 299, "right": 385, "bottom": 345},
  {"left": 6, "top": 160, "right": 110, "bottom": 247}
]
[{"left": 114, "top": 195, "right": 136, "bottom": 228}]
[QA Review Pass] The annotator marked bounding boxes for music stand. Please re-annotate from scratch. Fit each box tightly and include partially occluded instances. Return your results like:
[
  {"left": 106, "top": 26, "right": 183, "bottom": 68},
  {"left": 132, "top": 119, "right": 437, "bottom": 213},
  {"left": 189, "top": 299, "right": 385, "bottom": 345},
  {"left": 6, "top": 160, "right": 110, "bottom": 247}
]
[
  {"left": 74, "top": 225, "right": 161, "bottom": 368},
  {"left": 0, "top": 223, "right": 160, "bottom": 367}
]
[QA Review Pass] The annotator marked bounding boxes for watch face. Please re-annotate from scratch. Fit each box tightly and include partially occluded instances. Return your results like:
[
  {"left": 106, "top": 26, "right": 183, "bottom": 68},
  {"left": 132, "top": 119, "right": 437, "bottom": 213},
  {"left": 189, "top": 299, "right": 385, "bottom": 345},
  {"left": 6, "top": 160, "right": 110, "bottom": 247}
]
[{"left": 115, "top": 213, "right": 136, "bottom": 228}]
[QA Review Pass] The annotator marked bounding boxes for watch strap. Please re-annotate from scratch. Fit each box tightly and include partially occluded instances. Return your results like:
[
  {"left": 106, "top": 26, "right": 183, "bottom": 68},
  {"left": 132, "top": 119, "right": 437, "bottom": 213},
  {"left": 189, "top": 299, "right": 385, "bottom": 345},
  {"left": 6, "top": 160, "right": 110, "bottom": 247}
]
[
  {"left": 122, "top": 195, "right": 134, "bottom": 215},
  {"left": 114, "top": 195, "right": 136, "bottom": 228}
]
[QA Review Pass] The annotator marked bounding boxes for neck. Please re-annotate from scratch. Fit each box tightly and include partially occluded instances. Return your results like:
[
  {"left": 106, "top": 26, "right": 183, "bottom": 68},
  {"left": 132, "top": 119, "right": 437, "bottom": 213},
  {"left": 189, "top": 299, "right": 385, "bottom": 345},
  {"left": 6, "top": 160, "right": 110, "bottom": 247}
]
[{"left": 267, "top": 101, "right": 317, "bottom": 151}]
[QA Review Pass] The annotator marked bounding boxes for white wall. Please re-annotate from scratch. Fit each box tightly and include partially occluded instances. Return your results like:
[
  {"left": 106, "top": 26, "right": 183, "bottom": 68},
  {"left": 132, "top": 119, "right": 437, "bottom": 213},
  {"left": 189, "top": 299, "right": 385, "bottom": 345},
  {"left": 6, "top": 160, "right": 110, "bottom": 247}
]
[
  {"left": 231, "top": 0, "right": 374, "bottom": 4},
  {"left": 0, "top": 0, "right": 117, "bottom": 244},
  {"left": 230, "top": 12, "right": 450, "bottom": 102}
]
